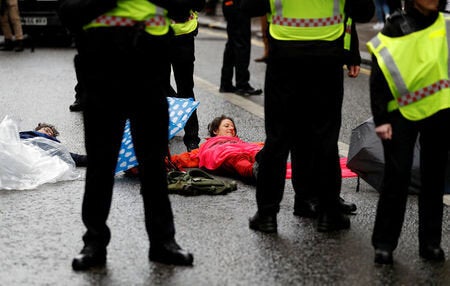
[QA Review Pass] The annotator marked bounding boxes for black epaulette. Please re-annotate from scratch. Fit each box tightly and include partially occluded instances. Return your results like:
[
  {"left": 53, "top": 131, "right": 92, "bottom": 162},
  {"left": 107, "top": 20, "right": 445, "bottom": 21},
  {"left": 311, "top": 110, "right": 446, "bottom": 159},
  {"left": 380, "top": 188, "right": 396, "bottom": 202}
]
[
  {"left": 387, "top": 9, "right": 414, "bottom": 35},
  {"left": 387, "top": 10, "right": 404, "bottom": 22}
]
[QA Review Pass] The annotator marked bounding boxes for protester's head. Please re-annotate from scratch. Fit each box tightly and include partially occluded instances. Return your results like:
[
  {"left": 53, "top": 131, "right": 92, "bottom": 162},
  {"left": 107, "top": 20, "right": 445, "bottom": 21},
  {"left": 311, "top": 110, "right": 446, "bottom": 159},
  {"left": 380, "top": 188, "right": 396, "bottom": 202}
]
[
  {"left": 207, "top": 115, "right": 237, "bottom": 137},
  {"left": 35, "top": 123, "right": 59, "bottom": 137}
]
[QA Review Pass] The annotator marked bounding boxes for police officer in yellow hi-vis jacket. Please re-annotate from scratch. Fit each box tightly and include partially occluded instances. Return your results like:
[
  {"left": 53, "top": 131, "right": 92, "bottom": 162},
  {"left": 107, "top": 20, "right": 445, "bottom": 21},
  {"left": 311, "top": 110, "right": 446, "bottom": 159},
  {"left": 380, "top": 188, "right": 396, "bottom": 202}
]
[
  {"left": 241, "top": 0, "right": 374, "bottom": 234},
  {"left": 168, "top": 3, "right": 204, "bottom": 152},
  {"left": 71, "top": 0, "right": 194, "bottom": 271},
  {"left": 368, "top": 0, "right": 450, "bottom": 265}
]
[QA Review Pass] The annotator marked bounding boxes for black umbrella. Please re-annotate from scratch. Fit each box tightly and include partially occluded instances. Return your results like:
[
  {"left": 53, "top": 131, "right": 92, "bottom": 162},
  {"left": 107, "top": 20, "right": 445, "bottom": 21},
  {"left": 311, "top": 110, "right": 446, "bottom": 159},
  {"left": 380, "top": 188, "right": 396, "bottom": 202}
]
[{"left": 346, "top": 117, "right": 422, "bottom": 194}]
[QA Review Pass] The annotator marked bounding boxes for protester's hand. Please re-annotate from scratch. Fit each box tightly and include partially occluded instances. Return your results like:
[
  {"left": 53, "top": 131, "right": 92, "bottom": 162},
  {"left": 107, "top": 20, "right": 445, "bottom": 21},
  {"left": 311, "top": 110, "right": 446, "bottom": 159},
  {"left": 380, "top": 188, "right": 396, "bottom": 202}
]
[
  {"left": 375, "top": 123, "right": 392, "bottom": 140},
  {"left": 347, "top": 65, "right": 360, "bottom": 78}
]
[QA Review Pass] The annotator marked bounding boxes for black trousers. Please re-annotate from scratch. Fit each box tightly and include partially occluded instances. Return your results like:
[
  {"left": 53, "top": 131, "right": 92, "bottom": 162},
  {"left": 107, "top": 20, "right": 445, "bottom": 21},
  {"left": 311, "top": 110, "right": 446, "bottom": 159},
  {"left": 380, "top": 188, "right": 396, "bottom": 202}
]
[
  {"left": 76, "top": 27, "right": 176, "bottom": 248},
  {"left": 372, "top": 109, "right": 450, "bottom": 251},
  {"left": 220, "top": 3, "right": 251, "bottom": 89},
  {"left": 73, "top": 54, "right": 85, "bottom": 103},
  {"left": 255, "top": 53, "right": 344, "bottom": 215},
  {"left": 169, "top": 31, "right": 200, "bottom": 147},
  {"left": 291, "top": 151, "right": 342, "bottom": 206}
]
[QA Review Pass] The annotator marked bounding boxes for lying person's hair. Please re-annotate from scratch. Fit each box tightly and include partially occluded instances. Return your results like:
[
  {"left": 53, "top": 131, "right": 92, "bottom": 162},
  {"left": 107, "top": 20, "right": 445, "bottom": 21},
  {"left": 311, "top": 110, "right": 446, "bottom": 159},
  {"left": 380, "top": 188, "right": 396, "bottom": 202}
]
[
  {"left": 35, "top": 122, "right": 60, "bottom": 137},
  {"left": 207, "top": 115, "right": 236, "bottom": 137}
]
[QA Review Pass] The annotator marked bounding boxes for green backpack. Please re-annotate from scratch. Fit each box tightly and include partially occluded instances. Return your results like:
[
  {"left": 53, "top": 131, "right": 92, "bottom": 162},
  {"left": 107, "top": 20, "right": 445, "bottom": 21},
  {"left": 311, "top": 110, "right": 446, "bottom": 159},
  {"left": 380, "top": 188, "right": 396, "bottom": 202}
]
[{"left": 167, "top": 168, "right": 238, "bottom": 196}]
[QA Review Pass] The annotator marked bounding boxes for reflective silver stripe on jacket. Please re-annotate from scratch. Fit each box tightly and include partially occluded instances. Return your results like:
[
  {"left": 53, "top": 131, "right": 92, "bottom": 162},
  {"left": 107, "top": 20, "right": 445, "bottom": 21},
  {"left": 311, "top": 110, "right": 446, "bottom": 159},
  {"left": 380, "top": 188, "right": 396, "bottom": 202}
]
[
  {"left": 371, "top": 21, "right": 450, "bottom": 107},
  {"left": 447, "top": 16, "right": 450, "bottom": 76},
  {"left": 272, "top": 0, "right": 342, "bottom": 27}
]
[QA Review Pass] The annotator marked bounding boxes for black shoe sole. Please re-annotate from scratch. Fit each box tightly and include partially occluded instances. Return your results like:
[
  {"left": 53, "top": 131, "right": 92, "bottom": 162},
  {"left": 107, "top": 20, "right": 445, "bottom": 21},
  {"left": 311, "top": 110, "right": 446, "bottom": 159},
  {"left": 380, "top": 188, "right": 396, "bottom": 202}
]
[
  {"left": 295, "top": 207, "right": 354, "bottom": 217},
  {"left": 317, "top": 218, "right": 350, "bottom": 232},
  {"left": 72, "top": 256, "right": 106, "bottom": 271},
  {"left": 235, "top": 90, "right": 263, "bottom": 96},
  {"left": 419, "top": 249, "right": 445, "bottom": 261},
  {"left": 149, "top": 252, "right": 194, "bottom": 266},
  {"left": 374, "top": 251, "right": 393, "bottom": 265},
  {"left": 340, "top": 204, "right": 357, "bottom": 214},
  {"left": 317, "top": 224, "right": 350, "bottom": 232},
  {"left": 69, "top": 105, "right": 83, "bottom": 112}
]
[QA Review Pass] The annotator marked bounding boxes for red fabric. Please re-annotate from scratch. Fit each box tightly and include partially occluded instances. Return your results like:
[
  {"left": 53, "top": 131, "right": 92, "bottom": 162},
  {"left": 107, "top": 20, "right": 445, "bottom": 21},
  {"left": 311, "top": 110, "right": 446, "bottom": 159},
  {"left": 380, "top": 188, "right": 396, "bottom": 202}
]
[
  {"left": 286, "top": 162, "right": 292, "bottom": 179},
  {"left": 340, "top": 157, "right": 358, "bottom": 178},
  {"left": 169, "top": 148, "right": 200, "bottom": 171},
  {"left": 197, "top": 136, "right": 262, "bottom": 177},
  {"left": 167, "top": 136, "right": 357, "bottom": 180},
  {"left": 283, "top": 159, "right": 357, "bottom": 179}
]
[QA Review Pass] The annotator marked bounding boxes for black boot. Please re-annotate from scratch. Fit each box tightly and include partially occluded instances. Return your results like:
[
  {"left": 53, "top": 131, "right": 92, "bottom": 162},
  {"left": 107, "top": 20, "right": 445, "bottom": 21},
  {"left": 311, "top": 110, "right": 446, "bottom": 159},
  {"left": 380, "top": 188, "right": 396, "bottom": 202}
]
[
  {"left": 14, "top": 40, "right": 24, "bottom": 52},
  {"left": 69, "top": 97, "right": 83, "bottom": 112},
  {"left": 72, "top": 245, "right": 107, "bottom": 271},
  {"left": 249, "top": 211, "right": 277, "bottom": 233},
  {"left": 149, "top": 239, "right": 194, "bottom": 266},
  {"left": 419, "top": 245, "right": 445, "bottom": 261},
  {"left": 374, "top": 248, "right": 393, "bottom": 265},
  {"left": 1, "top": 39, "right": 14, "bottom": 51},
  {"left": 339, "top": 197, "right": 357, "bottom": 214},
  {"left": 293, "top": 198, "right": 319, "bottom": 218},
  {"left": 317, "top": 211, "right": 350, "bottom": 232},
  {"left": 294, "top": 197, "right": 356, "bottom": 218}
]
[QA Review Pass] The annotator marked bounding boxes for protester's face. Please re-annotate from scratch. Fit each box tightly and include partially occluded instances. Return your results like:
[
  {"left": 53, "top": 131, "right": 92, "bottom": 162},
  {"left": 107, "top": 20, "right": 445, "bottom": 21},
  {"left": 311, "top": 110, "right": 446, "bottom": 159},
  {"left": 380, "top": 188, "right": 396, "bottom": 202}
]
[
  {"left": 214, "top": 119, "right": 236, "bottom": 137},
  {"left": 414, "top": 0, "right": 439, "bottom": 15},
  {"left": 37, "top": 127, "right": 55, "bottom": 137}
]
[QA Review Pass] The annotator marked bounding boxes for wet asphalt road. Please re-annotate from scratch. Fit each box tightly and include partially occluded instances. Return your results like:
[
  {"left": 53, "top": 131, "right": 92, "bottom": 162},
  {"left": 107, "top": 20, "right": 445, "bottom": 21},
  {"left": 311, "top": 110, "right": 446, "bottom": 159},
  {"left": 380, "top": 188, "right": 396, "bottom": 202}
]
[{"left": 1, "top": 17, "right": 450, "bottom": 285}]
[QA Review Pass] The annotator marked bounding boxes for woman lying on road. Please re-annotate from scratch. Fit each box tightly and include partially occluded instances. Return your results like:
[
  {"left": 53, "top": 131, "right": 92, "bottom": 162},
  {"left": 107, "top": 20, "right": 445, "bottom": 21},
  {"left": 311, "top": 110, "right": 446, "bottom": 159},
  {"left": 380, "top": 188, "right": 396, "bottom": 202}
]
[
  {"left": 127, "top": 115, "right": 267, "bottom": 182},
  {"left": 170, "top": 115, "right": 357, "bottom": 183},
  {"left": 196, "top": 115, "right": 262, "bottom": 181},
  {"left": 127, "top": 115, "right": 357, "bottom": 215}
]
